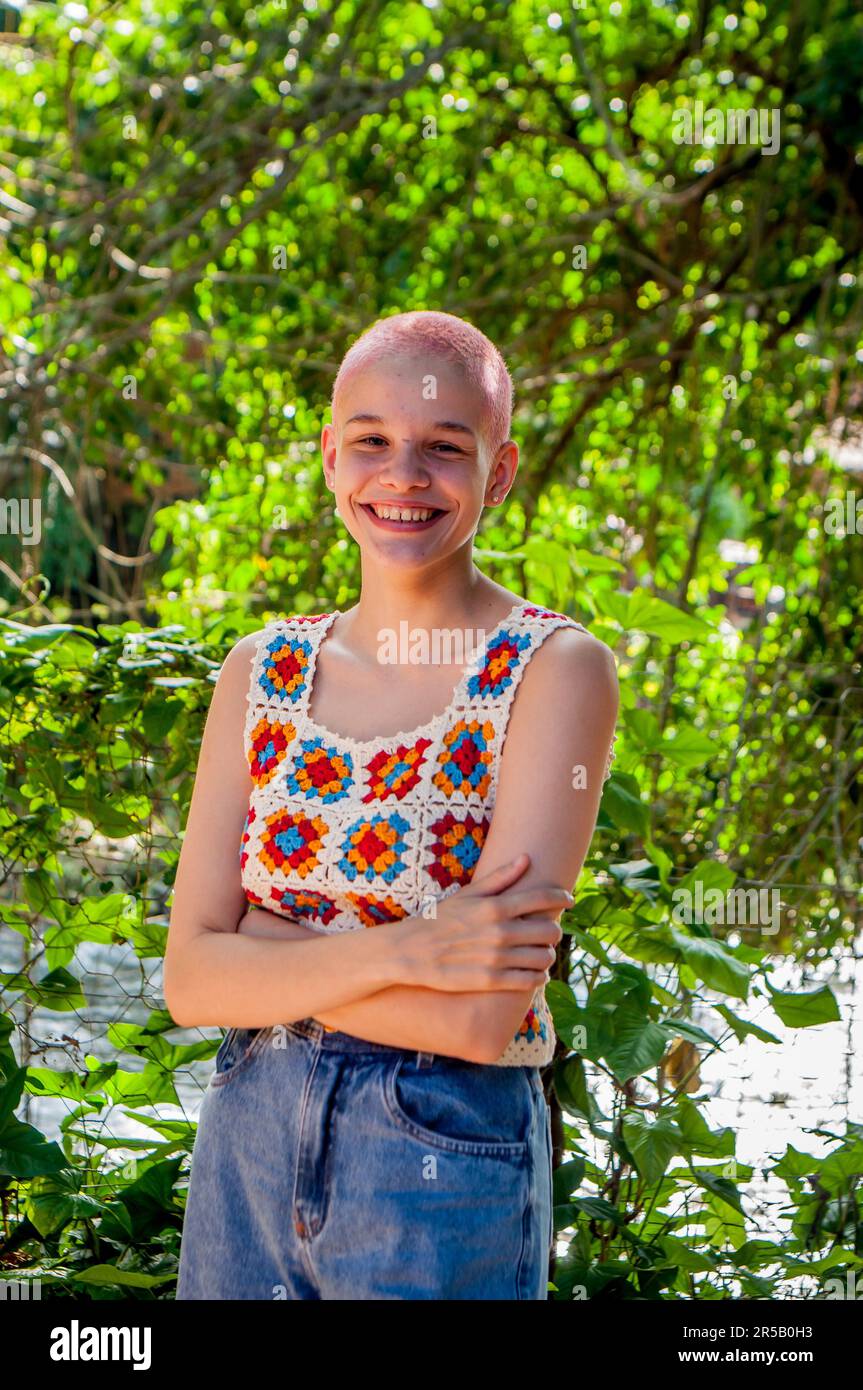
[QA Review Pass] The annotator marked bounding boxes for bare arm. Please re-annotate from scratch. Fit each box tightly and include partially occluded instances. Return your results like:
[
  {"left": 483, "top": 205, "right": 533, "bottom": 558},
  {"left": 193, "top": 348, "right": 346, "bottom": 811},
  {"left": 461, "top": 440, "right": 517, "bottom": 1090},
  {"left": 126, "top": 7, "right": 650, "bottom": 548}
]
[
  {"left": 233, "top": 905, "right": 482, "bottom": 1060},
  {"left": 465, "top": 627, "right": 620, "bottom": 1062}
]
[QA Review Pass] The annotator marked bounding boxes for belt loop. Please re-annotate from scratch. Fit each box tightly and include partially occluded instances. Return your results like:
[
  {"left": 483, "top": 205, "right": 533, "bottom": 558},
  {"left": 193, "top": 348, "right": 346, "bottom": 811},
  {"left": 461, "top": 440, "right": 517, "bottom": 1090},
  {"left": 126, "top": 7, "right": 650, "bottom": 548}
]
[{"left": 416, "top": 1050, "right": 435, "bottom": 1069}]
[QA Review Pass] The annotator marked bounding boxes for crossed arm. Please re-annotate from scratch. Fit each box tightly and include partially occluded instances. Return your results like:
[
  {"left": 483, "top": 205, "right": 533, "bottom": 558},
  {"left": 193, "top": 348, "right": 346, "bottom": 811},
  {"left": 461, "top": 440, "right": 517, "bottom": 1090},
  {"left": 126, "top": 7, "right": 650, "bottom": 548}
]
[{"left": 164, "top": 625, "right": 618, "bottom": 1063}]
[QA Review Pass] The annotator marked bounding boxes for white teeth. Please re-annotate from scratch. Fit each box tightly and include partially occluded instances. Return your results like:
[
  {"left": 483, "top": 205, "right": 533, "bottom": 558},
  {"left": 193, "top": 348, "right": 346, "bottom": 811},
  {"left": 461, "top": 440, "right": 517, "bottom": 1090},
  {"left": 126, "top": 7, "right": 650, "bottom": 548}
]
[{"left": 369, "top": 504, "right": 438, "bottom": 522}]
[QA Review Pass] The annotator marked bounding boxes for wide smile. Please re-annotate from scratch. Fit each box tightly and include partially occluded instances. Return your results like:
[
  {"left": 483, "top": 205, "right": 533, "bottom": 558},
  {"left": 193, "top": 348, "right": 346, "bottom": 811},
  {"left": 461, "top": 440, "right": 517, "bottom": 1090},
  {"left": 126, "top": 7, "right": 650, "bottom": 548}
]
[{"left": 358, "top": 502, "right": 448, "bottom": 533}]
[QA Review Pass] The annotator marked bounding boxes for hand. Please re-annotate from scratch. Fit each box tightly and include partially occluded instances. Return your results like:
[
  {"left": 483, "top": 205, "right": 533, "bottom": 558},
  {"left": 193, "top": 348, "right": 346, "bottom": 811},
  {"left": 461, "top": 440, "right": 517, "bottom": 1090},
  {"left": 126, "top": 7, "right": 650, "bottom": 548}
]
[{"left": 394, "top": 853, "right": 570, "bottom": 994}]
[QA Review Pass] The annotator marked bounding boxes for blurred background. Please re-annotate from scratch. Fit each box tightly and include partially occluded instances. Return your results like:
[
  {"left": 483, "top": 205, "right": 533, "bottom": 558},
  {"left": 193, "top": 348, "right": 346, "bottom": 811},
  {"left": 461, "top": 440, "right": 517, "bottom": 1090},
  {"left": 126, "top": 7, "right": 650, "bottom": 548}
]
[{"left": 0, "top": 0, "right": 861, "bottom": 1300}]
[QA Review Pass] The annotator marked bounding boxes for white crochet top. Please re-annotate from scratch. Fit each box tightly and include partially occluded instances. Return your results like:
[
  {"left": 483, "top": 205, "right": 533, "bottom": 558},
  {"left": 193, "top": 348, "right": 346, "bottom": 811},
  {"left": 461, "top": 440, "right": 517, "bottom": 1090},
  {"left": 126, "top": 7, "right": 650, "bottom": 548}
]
[{"left": 239, "top": 599, "right": 615, "bottom": 1066}]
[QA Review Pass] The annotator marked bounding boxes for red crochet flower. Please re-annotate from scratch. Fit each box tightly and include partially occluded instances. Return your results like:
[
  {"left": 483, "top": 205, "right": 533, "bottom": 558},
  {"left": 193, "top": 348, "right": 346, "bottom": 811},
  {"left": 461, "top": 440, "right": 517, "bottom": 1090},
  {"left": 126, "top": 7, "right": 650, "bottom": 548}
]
[
  {"left": 426, "top": 811, "right": 490, "bottom": 889},
  {"left": 362, "top": 737, "right": 432, "bottom": 803}
]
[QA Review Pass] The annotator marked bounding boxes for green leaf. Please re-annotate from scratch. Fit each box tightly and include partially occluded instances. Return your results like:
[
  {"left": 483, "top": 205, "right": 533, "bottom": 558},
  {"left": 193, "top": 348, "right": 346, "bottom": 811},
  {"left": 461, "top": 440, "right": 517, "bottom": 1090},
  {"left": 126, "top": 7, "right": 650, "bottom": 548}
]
[
  {"left": 716, "top": 1004, "right": 781, "bottom": 1045},
  {"left": 678, "top": 859, "right": 738, "bottom": 898},
  {"left": 670, "top": 929, "right": 750, "bottom": 1000},
  {"left": 22, "top": 869, "right": 59, "bottom": 918},
  {"left": 19, "top": 967, "right": 87, "bottom": 1013},
  {"left": 689, "top": 1168, "right": 745, "bottom": 1216},
  {"left": 608, "top": 858, "right": 661, "bottom": 902},
  {"left": 86, "top": 799, "right": 146, "bottom": 836},
  {"left": 552, "top": 1156, "right": 586, "bottom": 1204},
  {"left": 72, "top": 1265, "right": 176, "bottom": 1288},
  {"left": 0, "top": 1115, "right": 68, "bottom": 1178},
  {"left": 600, "top": 771, "right": 649, "bottom": 835},
  {"left": 142, "top": 698, "right": 183, "bottom": 743},
  {"left": 658, "top": 1018, "right": 716, "bottom": 1047},
  {"left": 571, "top": 549, "right": 625, "bottom": 575},
  {"left": 25, "top": 1179, "right": 105, "bottom": 1237},
  {"left": 622, "top": 1113, "right": 683, "bottom": 1184},
  {"left": 660, "top": 727, "right": 718, "bottom": 769},
  {"left": 545, "top": 980, "right": 586, "bottom": 1050},
  {"left": 658, "top": 1235, "right": 719, "bottom": 1273},
  {"left": 675, "top": 1098, "right": 736, "bottom": 1158},
  {"left": 606, "top": 1007, "right": 669, "bottom": 1084},
  {"left": 552, "top": 1053, "right": 603, "bottom": 1123},
  {"left": 571, "top": 1196, "right": 624, "bottom": 1224},
  {"left": 772, "top": 1145, "right": 820, "bottom": 1181},
  {"left": 767, "top": 983, "right": 841, "bottom": 1028},
  {"left": 595, "top": 590, "right": 712, "bottom": 643}
]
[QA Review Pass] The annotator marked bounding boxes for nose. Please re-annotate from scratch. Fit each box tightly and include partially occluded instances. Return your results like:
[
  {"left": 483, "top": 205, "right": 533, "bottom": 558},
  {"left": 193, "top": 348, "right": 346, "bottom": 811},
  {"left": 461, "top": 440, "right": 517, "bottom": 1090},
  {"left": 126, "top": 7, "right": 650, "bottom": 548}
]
[{"left": 376, "top": 441, "right": 432, "bottom": 491}]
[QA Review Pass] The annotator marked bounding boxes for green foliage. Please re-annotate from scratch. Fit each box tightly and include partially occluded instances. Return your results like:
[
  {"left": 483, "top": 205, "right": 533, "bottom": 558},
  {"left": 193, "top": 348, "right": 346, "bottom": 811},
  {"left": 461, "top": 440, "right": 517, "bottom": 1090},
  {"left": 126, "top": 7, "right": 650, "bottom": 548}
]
[
  {"left": 0, "top": 622, "right": 227, "bottom": 1295},
  {"left": 0, "top": 0, "right": 861, "bottom": 1300}
]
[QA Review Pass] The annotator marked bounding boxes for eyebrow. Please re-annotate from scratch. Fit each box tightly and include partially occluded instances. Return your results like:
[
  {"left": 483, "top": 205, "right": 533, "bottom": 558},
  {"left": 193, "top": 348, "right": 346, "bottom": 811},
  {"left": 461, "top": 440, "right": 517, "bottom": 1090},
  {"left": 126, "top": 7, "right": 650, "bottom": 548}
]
[{"left": 344, "top": 413, "right": 476, "bottom": 438}]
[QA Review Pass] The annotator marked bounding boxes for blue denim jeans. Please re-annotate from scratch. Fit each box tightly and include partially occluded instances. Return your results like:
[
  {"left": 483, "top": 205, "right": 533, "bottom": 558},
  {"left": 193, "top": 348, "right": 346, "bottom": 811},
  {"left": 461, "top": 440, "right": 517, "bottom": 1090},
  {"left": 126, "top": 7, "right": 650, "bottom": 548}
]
[{"left": 176, "top": 1018, "right": 554, "bottom": 1300}]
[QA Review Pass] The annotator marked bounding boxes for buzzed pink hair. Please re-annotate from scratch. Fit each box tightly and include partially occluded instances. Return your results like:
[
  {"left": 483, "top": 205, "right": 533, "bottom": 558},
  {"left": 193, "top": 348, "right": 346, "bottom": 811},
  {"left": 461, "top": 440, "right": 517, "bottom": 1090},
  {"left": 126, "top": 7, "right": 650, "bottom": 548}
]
[{"left": 331, "top": 310, "right": 513, "bottom": 458}]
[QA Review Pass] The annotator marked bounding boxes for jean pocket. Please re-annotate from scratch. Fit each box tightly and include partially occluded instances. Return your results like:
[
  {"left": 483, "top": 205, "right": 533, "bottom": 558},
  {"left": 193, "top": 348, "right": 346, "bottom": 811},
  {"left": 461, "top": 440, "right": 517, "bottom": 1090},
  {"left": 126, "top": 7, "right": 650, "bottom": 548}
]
[
  {"left": 382, "top": 1056, "right": 533, "bottom": 1159},
  {"left": 210, "top": 1026, "right": 271, "bottom": 1088}
]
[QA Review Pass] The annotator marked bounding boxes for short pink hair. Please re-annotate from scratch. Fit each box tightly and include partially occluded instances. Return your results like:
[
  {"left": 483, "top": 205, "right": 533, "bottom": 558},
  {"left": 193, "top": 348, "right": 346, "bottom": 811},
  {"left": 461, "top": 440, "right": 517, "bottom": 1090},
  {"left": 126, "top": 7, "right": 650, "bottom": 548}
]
[{"left": 331, "top": 310, "right": 513, "bottom": 458}]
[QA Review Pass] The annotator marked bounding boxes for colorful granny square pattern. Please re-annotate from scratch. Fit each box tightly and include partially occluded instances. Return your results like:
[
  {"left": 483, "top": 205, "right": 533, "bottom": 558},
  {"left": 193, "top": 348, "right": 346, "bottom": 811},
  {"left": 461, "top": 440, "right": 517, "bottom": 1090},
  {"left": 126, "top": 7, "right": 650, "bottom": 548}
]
[
  {"left": 522, "top": 605, "right": 564, "bottom": 621},
  {"left": 259, "top": 633, "right": 312, "bottom": 705},
  {"left": 433, "top": 718, "right": 494, "bottom": 798},
  {"left": 270, "top": 886, "right": 338, "bottom": 926},
  {"left": 514, "top": 1003, "right": 549, "bottom": 1045},
  {"left": 338, "top": 812, "right": 410, "bottom": 884},
  {"left": 466, "top": 628, "right": 532, "bottom": 701},
  {"left": 345, "top": 892, "right": 409, "bottom": 927},
  {"left": 286, "top": 738, "right": 354, "bottom": 803},
  {"left": 239, "top": 806, "right": 256, "bottom": 869},
  {"left": 241, "top": 606, "right": 595, "bottom": 1064},
  {"left": 426, "top": 811, "right": 490, "bottom": 889},
  {"left": 248, "top": 715, "right": 296, "bottom": 787},
  {"left": 362, "top": 737, "right": 432, "bottom": 803},
  {"left": 258, "top": 808, "right": 328, "bottom": 878}
]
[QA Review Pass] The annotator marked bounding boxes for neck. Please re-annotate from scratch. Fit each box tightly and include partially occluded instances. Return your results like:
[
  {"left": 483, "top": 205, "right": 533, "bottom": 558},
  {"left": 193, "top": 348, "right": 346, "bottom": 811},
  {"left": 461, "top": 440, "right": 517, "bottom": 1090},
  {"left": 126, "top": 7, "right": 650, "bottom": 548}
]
[{"left": 337, "top": 563, "right": 515, "bottom": 656}]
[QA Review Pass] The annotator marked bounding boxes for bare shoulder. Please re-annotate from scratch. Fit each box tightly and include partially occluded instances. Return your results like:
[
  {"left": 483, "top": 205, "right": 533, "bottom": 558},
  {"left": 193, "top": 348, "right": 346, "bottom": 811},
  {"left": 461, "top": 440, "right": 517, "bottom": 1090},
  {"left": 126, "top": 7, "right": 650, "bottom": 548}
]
[
  {"left": 524, "top": 623, "right": 619, "bottom": 712},
  {"left": 211, "top": 625, "right": 273, "bottom": 706}
]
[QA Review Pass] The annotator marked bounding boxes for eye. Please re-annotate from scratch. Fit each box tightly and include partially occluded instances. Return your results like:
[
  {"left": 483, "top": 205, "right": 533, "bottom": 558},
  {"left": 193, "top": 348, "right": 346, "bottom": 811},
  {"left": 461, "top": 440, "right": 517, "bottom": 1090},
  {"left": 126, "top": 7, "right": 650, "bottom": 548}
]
[
  {"left": 357, "top": 434, "right": 388, "bottom": 447},
  {"left": 430, "top": 441, "right": 464, "bottom": 454}
]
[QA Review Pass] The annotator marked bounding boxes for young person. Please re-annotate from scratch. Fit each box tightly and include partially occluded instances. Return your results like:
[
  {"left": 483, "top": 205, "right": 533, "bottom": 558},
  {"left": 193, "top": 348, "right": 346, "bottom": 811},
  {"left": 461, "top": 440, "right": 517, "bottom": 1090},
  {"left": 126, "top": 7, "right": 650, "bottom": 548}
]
[{"left": 166, "top": 310, "right": 619, "bottom": 1300}]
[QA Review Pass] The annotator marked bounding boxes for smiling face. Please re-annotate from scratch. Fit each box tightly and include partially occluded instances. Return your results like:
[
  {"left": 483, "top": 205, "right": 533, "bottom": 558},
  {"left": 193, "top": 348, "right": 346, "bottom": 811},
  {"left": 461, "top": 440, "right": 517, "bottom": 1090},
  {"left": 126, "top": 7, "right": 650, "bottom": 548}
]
[{"left": 321, "top": 351, "right": 517, "bottom": 572}]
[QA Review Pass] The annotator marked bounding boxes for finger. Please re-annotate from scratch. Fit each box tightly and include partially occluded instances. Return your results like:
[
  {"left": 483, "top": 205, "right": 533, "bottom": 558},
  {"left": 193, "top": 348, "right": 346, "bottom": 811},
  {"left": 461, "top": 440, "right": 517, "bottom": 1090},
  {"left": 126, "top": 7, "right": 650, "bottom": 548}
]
[
  {"left": 495, "top": 918, "right": 564, "bottom": 946},
  {"left": 497, "top": 885, "right": 573, "bottom": 917},
  {"left": 480, "top": 969, "right": 552, "bottom": 991},
  {"left": 466, "top": 853, "right": 531, "bottom": 895},
  {"left": 498, "top": 945, "right": 558, "bottom": 970}
]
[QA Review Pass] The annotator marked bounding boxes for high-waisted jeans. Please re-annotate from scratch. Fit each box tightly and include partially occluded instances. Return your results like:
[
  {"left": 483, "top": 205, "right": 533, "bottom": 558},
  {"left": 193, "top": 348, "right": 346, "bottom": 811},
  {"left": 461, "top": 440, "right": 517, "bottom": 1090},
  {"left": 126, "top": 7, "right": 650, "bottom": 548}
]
[{"left": 176, "top": 1018, "right": 554, "bottom": 1300}]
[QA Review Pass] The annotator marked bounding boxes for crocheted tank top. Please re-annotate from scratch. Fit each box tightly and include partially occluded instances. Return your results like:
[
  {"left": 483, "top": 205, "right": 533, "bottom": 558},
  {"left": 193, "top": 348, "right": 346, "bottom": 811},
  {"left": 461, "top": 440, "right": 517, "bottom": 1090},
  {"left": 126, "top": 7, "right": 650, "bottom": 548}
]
[{"left": 239, "top": 600, "right": 615, "bottom": 1067}]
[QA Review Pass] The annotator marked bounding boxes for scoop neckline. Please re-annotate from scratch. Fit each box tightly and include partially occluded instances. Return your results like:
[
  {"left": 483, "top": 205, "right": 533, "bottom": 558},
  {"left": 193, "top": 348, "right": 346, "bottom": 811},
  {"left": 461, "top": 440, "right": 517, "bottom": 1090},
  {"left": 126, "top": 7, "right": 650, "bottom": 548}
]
[{"left": 293, "top": 598, "right": 530, "bottom": 752}]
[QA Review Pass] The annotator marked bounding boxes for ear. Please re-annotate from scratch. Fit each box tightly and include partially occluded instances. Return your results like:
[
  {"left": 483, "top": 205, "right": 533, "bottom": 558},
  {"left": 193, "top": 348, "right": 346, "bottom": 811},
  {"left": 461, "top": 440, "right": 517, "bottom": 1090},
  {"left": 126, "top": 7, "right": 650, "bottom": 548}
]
[
  {"left": 484, "top": 438, "right": 519, "bottom": 503},
  {"left": 321, "top": 422, "right": 337, "bottom": 491}
]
